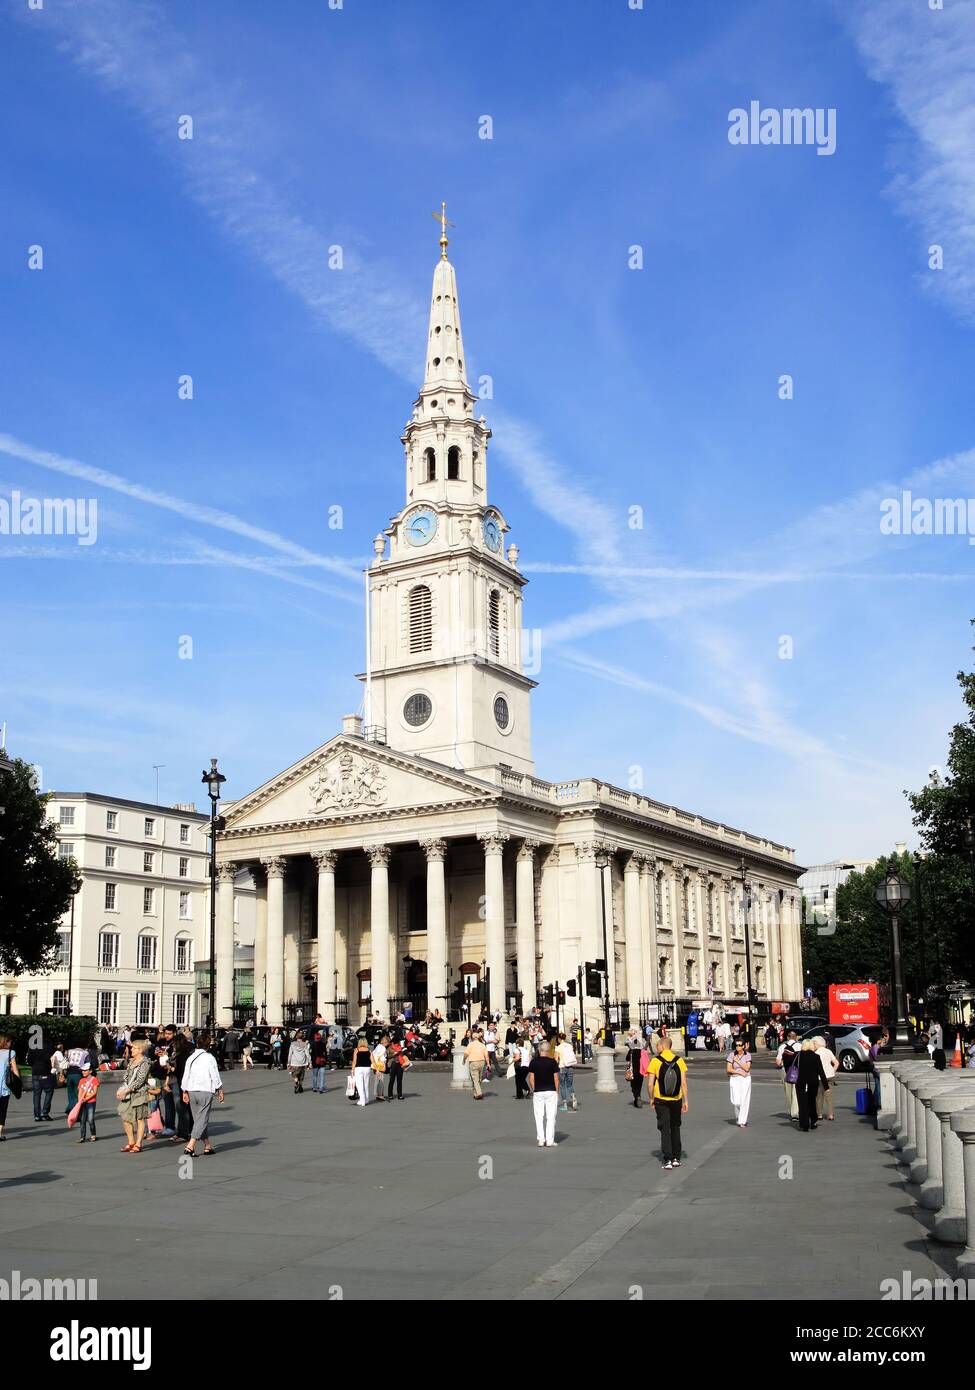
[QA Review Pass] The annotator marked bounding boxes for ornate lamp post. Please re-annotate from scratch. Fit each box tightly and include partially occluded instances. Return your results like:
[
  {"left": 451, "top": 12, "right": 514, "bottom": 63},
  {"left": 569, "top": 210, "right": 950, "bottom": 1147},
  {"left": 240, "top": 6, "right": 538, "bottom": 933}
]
[
  {"left": 875, "top": 866, "right": 912, "bottom": 1044},
  {"left": 200, "top": 757, "right": 226, "bottom": 1031}
]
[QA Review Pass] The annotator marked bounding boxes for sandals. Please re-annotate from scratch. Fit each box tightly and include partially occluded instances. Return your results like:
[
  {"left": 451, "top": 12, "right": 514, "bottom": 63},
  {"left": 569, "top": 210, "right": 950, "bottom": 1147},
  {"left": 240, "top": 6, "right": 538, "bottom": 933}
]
[
  {"left": 183, "top": 1146, "right": 195, "bottom": 1156},
  {"left": 202, "top": 1146, "right": 215, "bottom": 1155},
  {"left": 120, "top": 1144, "right": 134, "bottom": 1152}
]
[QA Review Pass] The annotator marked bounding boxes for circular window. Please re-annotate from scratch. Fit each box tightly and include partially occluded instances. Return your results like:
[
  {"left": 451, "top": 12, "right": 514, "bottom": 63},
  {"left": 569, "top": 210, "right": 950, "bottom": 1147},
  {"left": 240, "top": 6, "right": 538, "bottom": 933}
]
[
  {"left": 494, "top": 695, "right": 510, "bottom": 730},
  {"left": 404, "top": 693, "right": 433, "bottom": 727}
]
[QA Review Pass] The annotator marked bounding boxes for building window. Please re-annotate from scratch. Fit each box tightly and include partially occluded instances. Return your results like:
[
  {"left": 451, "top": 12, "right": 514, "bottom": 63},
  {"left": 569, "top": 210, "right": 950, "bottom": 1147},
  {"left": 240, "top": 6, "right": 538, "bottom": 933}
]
[
  {"left": 655, "top": 872, "right": 663, "bottom": 926},
  {"left": 707, "top": 882, "right": 715, "bottom": 932},
  {"left": 487, "top": 589, "right": 501, "bottom": 660},
  {"left": 180, "top": 823, "right": 189, "bottom": 844},
  {"left": 58, "top": 805, "right": 75, "bottom": 827},
  {"left": 175, "top": 937, "right": 192, "bottom": 973},
  {"left": 104, "top": 882, "right": 117, "bottom": 912},
  {"left": 423, "top": 446, "right": 436, "bottom": 481},
  {"left": 403, "top": 692, "right": 432, "bottom": 727},
  {"left": 177, "top": 858, "right": 188, "bottom": 882},
  {"left": 58, "top": 841, "right": 75, "bottom": 861},
  {"left": 143, "top": 851, "right": 154, "bottom": 874},
  {"left": 144, "top": 817, "right": 155, "bottom": 837},
  {"left": 408, "top": 584, "right": 433, "bottom": 654},
  {"left": 105, "top": 846, "right": 116, "bottom": 868},
  {"left": 143, "top": 887, "right": 154, "bottom": 915},
  {"left": 755, "top": 963, "right": 765, "bottom": 994},
  {"left": 734, "top": 963, "right": 744, "bottom": 993},
  {"left": 106, "top": 810, "right": 118, "bottom": 831},
  {"left": 28, "top": 989, "right": 38, "bottom": 1014},
  {"left": 682, "top": 878, "right": 690, "bottom": 932},
  {"left": 357, "top": 969, "right": 372, "bottom": 1007},
  {"left": 99, "top": 931, "right": 119, "bottom": 970},
  {"left": 447, "top": 444, "right": 460, "bottom": 480},
  {"left": 658, "top": 955, "right": 672, "bottom": 989},
  {"left": 138, "top": 934, "right": 157, "bottom": 971},
  {"left": 686, "top": 958, "right": 699, "bottom": 990},
  {"left": 136, "top": 992, "right": 155, "bottom": 1027},
  {"left": 173, "top": 993, "right": 190, "bottom": 1026},
  {"left": 711, "top": 960, "right": 722, "bottom": 992},
  {"left": 179, "top": 891, "right": 191, "bottom": 921},
  {"left": 494, "top": 695, "right": 510, "bottom": 730},
  {"left": 55, "top": 931, "right": 71, "bottom": 968},
  {"left": 97, "top": 990, "right": 118, "bottom": 1026},
  {"left": 51, "top": 989, "right": 70, "bottom": 1016}
]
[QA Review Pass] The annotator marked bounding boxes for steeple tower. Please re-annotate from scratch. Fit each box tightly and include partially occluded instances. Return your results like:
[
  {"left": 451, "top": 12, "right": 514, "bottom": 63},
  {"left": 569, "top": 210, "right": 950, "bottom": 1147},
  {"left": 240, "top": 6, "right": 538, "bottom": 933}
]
[{"left": 359, "top": 215, "right": 536, "bottom": 776}]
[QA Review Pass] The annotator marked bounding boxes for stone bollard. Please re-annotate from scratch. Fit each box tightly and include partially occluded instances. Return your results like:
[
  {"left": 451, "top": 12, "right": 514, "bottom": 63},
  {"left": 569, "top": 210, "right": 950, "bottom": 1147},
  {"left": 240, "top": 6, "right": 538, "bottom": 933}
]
[
  {"left": 891, "top": 1062, "right": 929, "bottom": 1149},
  {"left": 929, "top": 1090, "right": 975, "bottom": 1235},
  {"left": 910, "top": 1077, "right": 975, "bottom": 1189},
  {"left": 875, "top": 1062, "right": 897, "bottom": 1131},
  {"left": 897, "top": 1072, "right": 923, "bottom": 1164},
  {"left": 594, "top": 1046, "right": 620, "bottom": 1094},
  {"left": 450, "top": 1047, "right": 470, "bottom": 1091},
  {"left": 950, "top": 1112, "right": 975, "bottom": 1275}
]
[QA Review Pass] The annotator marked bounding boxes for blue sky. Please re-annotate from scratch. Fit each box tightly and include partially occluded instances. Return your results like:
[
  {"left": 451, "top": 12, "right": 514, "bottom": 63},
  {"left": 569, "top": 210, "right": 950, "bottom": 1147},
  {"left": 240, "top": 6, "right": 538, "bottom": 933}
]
[{"left": 1, "top": 0, "right": 973, "bottom": 863}]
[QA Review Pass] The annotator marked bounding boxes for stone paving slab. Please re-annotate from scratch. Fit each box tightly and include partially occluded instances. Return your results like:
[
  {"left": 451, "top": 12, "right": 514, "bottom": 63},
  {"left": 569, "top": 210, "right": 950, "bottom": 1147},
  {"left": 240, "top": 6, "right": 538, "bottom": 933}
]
[{"left": 0, "top": 1064, "right": 955, "bottom": 1300}]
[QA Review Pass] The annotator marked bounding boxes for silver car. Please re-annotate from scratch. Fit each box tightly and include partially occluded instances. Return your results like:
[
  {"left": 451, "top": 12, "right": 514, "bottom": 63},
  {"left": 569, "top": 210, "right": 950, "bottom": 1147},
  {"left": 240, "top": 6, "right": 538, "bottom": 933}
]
[{"left": 799, "top": 1023, "right": 884, "bottom": 1073}]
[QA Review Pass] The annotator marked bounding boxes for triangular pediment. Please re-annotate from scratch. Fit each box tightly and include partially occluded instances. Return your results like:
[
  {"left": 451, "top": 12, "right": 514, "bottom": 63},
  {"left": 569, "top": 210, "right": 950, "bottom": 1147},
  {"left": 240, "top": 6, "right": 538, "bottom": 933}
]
[{"left": 222, "top": 735, "right": 499, "bottom": 833}]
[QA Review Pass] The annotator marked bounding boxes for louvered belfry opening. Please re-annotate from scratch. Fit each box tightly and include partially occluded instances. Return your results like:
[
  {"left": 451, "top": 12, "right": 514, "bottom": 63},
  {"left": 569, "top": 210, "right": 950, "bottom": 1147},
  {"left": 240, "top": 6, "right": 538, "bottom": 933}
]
[
  {"left": 409, "top": 583, "right": 433, "bottom": 653},
  {"left": 488, "top": 588, "right": 501, "bottom": 660}
]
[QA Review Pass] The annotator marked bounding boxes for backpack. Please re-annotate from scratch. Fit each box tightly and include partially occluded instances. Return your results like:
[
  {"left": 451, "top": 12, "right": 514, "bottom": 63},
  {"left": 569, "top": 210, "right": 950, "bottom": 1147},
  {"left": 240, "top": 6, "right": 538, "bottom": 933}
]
[{"left": 656, "top": 1055, "right": 682, "bottom": 1099}]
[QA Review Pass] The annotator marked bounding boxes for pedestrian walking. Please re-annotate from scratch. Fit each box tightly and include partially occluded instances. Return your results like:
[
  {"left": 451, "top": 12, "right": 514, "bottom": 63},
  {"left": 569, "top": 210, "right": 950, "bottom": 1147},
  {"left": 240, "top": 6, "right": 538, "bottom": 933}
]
[
  {"left": 0, "top": 1033, "right": 21, "bottom": 1142},
  {"left": 727, "top": 1037, "right": 752, "bottom": 1127},
  {"left": 776, "top": 1029, "right": 801, "bottom": 1123},
  {"left": 625, "top": 1037, "right": 645, "bottom": 1107},
  {"left": 464, "top": 1028, "right": 489, "bottom": 1101},
  {"left": 795, "top": 1040, "right": 822, "bottom": 1132},
  {"left": 528, "top": 1040, "right": 560, "bottom": 1147},
  {"left": 181, "top": 1033, "right": 225, "bottom": 1155},
  {"left": 386, "top": 1040, "right": 408, "bottom": 1100},
  {"left": 511, "top": 1036, "right": 532, "bottom": 1099},
  {"left": 287, "top": 1032, "right": 311, "bottom": 1093},
  {"left": 583, "top": 1027, "right": 594, "bottom": 1063},
  {"left": 371, "top": 1034, "right": 389, "bottom": 1102},
  {"left": 269, "top": 1028, "right": 284, "bottom": 1070},
  {"left": 170, "top": 1027, "right": 194, "bottom": 1143},
  {"left": 352, "top": 1036, "right": 372, "bottom": 1106},
  {"left": 223, "top": 1027, "right": 239, "bottom": 1071},
  {"left": 646, "top": 1039, "right": 688, "bottom": 1169},
  {"left": 65, "top": 1042, "right": 89, "bottom": 1116},
  {"left": 28, "top": 1038, "right": 55, "bottom": 1121},
  {"left": 812, "top": 1035, "right": 839, "bottom": 1120},
  {"left": 309, "top": 1031, "right": 328, "bottom": 1092},
  {"left": 484, "top": 1023, "right": 499, "bottom": 1078},
  {"left": 555, "top": 1033, "right": 578, "bottom": 1111},
  {"left": 73, "top": 1062, "right": 99, "bottom": 1142},
  {"left": 116, "top": 1039, "right": 152, "bottom": 1153},
  {"left": 241, "top": 1034, "right": 254, "bottom": 1070}
]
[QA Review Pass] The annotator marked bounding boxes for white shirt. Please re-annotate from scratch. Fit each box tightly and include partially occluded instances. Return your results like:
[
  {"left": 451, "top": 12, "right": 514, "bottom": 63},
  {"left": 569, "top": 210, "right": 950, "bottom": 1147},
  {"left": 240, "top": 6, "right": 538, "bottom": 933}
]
[
  {"left": 556, "top": 1042, "right": 577, "bottom": 1068},
  {"left": 181, "top": 1049, "right": 223, "bottom": 1094},
  {"left": 818, "top": 1046, "right": 839, "bottom": 1079},
  {"left": 484, "top": 1029, "right": 497, "bottom": 1053},
  {"left": 372, "top": 1044, "right": 387, "bottom": 1067}
]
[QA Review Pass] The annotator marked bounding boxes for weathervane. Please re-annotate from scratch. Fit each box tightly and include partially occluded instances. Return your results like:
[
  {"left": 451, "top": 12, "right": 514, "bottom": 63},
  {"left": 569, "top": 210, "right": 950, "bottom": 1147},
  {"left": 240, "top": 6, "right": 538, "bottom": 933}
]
[{"left": 431, "top": 200, "right": 455, "bottom": 260}]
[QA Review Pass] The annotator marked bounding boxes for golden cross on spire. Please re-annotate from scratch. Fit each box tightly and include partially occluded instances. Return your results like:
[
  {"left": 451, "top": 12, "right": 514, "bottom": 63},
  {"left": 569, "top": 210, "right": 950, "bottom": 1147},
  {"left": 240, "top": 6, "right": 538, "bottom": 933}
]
[{"left": 431, "top": 201, "right": 455, "bottom": 260}]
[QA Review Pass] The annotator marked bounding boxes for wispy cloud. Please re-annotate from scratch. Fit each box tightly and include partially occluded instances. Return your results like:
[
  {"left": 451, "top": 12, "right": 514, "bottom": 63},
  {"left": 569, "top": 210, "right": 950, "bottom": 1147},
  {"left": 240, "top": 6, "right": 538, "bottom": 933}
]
[{"left": 844, "top": 0, "right": 975, "bottom": 322}]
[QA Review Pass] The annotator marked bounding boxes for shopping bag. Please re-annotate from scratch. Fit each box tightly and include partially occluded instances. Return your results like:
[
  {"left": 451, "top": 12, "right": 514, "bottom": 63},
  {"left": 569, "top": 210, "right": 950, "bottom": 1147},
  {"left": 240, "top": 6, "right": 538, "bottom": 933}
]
[
  {"left": 345, "top": 1074, "right": 356, "bottom": 1098},
  {"left": 66, "top": 1100, "right": 83, "bottom": 1128},
  {"left": 147, "top": 1107, "right": 164, "bottom": 1133}
]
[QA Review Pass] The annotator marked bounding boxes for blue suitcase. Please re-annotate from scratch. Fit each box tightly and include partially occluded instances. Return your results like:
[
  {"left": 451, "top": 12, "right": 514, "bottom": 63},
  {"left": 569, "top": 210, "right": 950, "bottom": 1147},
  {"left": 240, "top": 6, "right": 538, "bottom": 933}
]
[{"left": 855, "top": 1086, "right": 872, "bottom": 1114}]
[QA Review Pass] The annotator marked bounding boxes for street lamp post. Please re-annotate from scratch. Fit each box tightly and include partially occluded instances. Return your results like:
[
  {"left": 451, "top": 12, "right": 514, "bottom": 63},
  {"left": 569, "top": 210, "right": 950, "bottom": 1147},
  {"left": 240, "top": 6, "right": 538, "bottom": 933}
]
[
  {"left": 200, "top": 757, "right": 226, "bottom": 1032},
  {"left": 595, "top": 851, "right": 612, "bottom": 1034},
  {"left": 875, "top": 866, "right": 912, "bottom": 1045},
  {"left": 739, "top": 857, "right": 757, "bottom": 1051}
]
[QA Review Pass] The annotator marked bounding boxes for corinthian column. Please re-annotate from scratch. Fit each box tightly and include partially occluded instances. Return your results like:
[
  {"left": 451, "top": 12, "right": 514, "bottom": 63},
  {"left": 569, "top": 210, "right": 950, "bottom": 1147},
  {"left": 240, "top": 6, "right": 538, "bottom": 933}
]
[
  {"left": 515, "top": 840, "right": 539, "bottom": 1011},
  {"left": 215, "top": 862, "right": 237, "bottom": 1028},
  {"left": 421, "top": 839, "right": 448, "bottom": 1017},
  {"left": 623, "top": 853, "right": 644, "bottom": 1012},
  {"left": 479, "top": 832, "right": 509, "bottom": 1012},
  {"left": 262, "top": 856, "right": 286, "bottom": 1025},
  {"left": 781, "top": 893, "right": 798, "bottom": 1001},
  {"left": 367, "top": 845, "right": 392, "bottom": 1021},
  {"left": 313, "top": 850, "right": 337, "bottom": 1018}
]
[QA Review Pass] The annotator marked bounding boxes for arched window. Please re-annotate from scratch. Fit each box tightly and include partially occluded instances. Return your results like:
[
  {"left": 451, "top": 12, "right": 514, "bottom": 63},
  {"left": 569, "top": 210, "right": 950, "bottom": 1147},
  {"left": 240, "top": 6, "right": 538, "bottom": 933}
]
[
  {"left": 755, "top": 964, "right": 764, "bottom": 994},
  {"left": 686, "top": 958, "right": 698, "bottom": 990},
  {"left": 658, "top": 955, "right": 671, "bottom": 988},
  {"left": 487, "top": 589, "right": 502, "bottom": 660},
  {"left": 138, "top": 932, "right": 157, "bottom": 971},
  {"left": 655, "top": 871, "right": 663, "bottom": 926},
  {"left": 357, "top": 969, "right": 372, "bottom": 1007},
  {"left": 711, "top": 960, "right": 722, "bottom": 991},
  {"left": 408, "top": 585, "right": 433, "bottom": 653},
  {"left": 734, "top": 963, "right": 744, "bottom": 993},
  {"left": 423, "top": 447, "right": 436, "bottom": 481},
  {"left": 447, "top": 445, "right": 460, "bottom": 480}
]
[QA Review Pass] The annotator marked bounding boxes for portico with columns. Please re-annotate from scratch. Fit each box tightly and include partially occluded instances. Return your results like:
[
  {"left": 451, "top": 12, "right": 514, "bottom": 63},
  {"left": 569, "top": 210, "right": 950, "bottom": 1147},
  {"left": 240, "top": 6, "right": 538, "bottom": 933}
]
[{"left": 215, "top": 223, "right": 803, "bottom": 1026}]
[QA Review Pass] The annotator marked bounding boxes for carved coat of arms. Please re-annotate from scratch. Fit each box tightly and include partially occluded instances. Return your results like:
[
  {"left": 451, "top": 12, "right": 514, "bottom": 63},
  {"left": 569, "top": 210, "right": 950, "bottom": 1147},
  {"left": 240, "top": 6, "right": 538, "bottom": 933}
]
[{"left": 309, "top": 752, "right": 388, "bottom": 812}]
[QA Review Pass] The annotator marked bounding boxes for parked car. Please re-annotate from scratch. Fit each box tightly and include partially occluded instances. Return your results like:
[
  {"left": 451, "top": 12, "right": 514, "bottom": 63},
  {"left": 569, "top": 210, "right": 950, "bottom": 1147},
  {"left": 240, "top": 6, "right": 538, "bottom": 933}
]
[
  {"left": 781, "top": 1015, "right": 828, "bottom": 1035},
  {"left": 798, "top": 1022, "right": 887, "bottom": 1073}
]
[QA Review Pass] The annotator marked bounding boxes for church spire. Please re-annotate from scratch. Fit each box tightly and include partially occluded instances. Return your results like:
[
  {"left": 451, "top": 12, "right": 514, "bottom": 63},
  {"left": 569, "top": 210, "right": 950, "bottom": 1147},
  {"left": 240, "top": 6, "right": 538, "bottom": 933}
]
[{"left": 421, "top": 203, "right": 469, "bottom": 393}]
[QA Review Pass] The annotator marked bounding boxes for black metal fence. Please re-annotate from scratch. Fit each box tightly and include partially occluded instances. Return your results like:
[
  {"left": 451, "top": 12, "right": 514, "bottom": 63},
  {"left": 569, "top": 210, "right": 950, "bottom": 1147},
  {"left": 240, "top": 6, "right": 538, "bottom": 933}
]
[{"left": 387, "top": 993, "right": 427, "bottom": 1020}]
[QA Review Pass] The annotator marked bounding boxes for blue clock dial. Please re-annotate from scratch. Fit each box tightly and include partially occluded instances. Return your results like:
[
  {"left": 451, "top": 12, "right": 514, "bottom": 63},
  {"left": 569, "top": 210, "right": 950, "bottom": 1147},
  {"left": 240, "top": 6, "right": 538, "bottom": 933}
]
[
  {"left": 405, "top": 508, "right": 437, "bottom": 546},
  {"left": 483, "top": 515, "right": 502, "bottom": 552}
]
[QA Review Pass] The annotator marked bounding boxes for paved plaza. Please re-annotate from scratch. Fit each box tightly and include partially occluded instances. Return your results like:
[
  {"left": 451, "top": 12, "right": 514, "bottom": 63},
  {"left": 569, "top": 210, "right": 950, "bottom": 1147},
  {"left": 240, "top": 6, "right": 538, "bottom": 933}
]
[{"left": 0, "top": 1058, "right": 955, "bottom": 1301}]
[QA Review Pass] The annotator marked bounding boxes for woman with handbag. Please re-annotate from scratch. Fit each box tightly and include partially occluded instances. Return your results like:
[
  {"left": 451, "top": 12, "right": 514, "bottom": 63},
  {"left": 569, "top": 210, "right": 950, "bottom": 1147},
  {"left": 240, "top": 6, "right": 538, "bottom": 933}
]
[
  {"left": 727, "top": 1037, "right": 753, "bottom": 1127},
  {"left": 181, "top": 1032, "right": 225, "bottom": 1155},
  {"left": 775, "top": 1029, "right": 801, "bottom": 1123},
  {"left": 116, "top": 1038, "right": 152, "bottom": 1153},
  {"left": 352, "top": 1037, "right": 373, "bottom": 1106},
  {"left": 0, "top": 1032, "right": 22, "bottom": 1141}
]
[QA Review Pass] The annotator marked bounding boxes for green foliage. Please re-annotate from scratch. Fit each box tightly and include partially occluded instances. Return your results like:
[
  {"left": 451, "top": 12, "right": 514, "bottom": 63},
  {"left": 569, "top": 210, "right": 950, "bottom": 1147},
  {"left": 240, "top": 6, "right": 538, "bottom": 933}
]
[
  {"left": 0, "top": 760, "right": 81, "bottom": 975},
  {"left": 3, "top": 1014, "right": 99, "bottom": 1057}
]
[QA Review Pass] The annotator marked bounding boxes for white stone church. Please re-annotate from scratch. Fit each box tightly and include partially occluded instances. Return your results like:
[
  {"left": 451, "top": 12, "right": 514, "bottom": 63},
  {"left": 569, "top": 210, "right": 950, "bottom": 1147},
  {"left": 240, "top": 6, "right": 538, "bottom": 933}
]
[{"left": 215, "top": 230, "right": 803, "bottom": 1030}]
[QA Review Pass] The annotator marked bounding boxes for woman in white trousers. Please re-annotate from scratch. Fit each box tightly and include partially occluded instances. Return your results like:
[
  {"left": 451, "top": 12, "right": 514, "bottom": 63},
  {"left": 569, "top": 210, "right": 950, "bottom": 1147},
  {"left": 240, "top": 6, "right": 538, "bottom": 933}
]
[{"left": 727, "top": 1038, "right": 752, "bottom": 1127}]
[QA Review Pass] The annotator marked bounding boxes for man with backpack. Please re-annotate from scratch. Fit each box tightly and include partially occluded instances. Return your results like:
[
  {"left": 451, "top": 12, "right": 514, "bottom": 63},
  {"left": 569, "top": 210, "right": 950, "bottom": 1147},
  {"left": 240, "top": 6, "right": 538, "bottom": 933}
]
[
  {"left": 775, "top": 1028, "right": 801, "bottom": 1122},
  {"left": 645, "top": 1040, "right": 688, "bottom": 1169}
]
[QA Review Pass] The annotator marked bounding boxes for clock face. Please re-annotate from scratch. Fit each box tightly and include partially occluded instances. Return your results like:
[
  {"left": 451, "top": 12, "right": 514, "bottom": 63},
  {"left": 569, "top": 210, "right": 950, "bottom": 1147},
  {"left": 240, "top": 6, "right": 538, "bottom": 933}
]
[
  {"left": 483, "top": 514, "right": 502, "bottom": 553},
  {"left": 405, "top": 507, "right": 437, "bottom": 547}
]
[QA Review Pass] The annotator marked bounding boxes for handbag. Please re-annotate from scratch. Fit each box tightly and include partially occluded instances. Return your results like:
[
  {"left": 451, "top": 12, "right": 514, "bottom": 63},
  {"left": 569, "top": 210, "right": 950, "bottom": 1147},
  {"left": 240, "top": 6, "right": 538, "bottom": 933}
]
[
  {"left": 67, "top": 1099, "right": 83, "bottom": 1128},
  {"left": 147, "top": 1107, "right": 164, "bottom": 1133},
  {"left": 786, "top": 1063, "right": 799, "bottom": 1085},
  {"left": 345, "top": 1074, "right": 356, "bottom": 1098}
]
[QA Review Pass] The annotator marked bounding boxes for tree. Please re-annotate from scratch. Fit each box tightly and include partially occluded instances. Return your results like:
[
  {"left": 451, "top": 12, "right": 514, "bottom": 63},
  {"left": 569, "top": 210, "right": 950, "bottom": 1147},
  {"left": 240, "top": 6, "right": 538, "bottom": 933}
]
[
  {"left": 0, "top": 760, "right": 80, "bottom": 975},
  {"left": 801, "top": 852, "right": 920, "bottom": 998}
]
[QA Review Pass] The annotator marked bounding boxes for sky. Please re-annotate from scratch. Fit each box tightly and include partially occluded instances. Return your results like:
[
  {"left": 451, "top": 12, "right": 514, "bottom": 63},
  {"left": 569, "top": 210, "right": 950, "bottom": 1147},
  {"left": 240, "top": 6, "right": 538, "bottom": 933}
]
[{"left": 1, "top": 0, "right": 973, "bottom": 866}]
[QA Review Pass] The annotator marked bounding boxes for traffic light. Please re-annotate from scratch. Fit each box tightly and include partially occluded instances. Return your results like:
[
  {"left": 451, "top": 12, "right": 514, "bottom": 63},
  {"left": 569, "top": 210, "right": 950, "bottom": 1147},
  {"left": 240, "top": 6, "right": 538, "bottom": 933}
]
[
  {"left": 543, "top": 984, "right": 554, "bottom": 1006},
  {"left": 557, "top": 990, "right": 566, "bottom": 1006},
  {"left": 566, "top": 979, "right": 577, "bottom": 997},
  {"left": 585, "top": 968, "right": 602, "bottom": 998},
  {"left": 593, "top": 957, "right": 607, "bottom": 973}
]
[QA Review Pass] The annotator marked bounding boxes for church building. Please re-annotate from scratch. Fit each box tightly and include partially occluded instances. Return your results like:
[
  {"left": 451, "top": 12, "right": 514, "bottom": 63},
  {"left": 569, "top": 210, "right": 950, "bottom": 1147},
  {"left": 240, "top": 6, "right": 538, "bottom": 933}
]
[{"left": 215, "top": 225, "right": 804, "bottom": 1028}]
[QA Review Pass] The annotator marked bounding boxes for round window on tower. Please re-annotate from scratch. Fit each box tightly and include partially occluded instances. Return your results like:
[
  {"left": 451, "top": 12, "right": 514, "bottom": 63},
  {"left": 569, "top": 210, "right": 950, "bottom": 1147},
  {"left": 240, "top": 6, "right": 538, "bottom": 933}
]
[
  {"left": 403, "top": 693, "right": 433, "bottom": 728},
  {"left": 494, "top": 695, "right": 510, "bottom": 731}
]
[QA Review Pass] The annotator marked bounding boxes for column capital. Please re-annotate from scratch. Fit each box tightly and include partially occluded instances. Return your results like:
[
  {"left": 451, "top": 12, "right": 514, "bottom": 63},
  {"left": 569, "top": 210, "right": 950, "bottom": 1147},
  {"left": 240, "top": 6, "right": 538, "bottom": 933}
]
[
  {"left": 420, "top": 837, "right": 448, "bottom": 863},
  {"left": 216, "top": 861, "right": 238, "bottom": 884},
  {"left": 261, "top": 855, "right": 287, "bottom": 880},
  {"left": 312, "top": 849, "right": 338, "bottom": 873},
  {"left": 366, "top": 844, "right": 392, "bottom": 868},
  {"left": 575, "top": 840, "right": 597, "bottom": 863},
  {"left": 478, "top": 832, "right": 509, "bottom": 855},
  {"left": 671, "top": 860, "right": 686, "bottom": 878},
  {"left": 516, "top": 837, "right": 540, "bottom": 862},
  {"left": 623, "top": 850, "right": 643, "bottom": 874}
]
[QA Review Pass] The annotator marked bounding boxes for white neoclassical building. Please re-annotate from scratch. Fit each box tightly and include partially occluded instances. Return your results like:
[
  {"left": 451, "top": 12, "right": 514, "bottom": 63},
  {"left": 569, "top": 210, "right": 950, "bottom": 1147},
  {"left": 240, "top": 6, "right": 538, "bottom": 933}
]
[{"left": 216, "top": 229, "right": 804, "bottom": 1029}]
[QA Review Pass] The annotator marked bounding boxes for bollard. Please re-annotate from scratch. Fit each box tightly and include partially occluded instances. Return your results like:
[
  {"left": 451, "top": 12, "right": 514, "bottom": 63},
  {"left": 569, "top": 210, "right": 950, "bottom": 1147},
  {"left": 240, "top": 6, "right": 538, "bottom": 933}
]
[
  {"left": 910, "top": 1078, "right": 975, "bottom": 1190},
  {"left": 594, "top": 1045, "right": 620, "bottom": 1094},
  {"left": 891, "top": 1062, "right": 928, "bottom": 1149},
  {"left": 950, "top": 1112, "right": 975, "bottom": 1274},
  {"left": 875, "top": 1061, "right": 897, "bottom": 1131},
  {"left": 929, "top": 1091, "right": 975, "bottom": 1236},
  {"left": 450, "top": 1047, "right": 470, "bottom": 1091}
]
